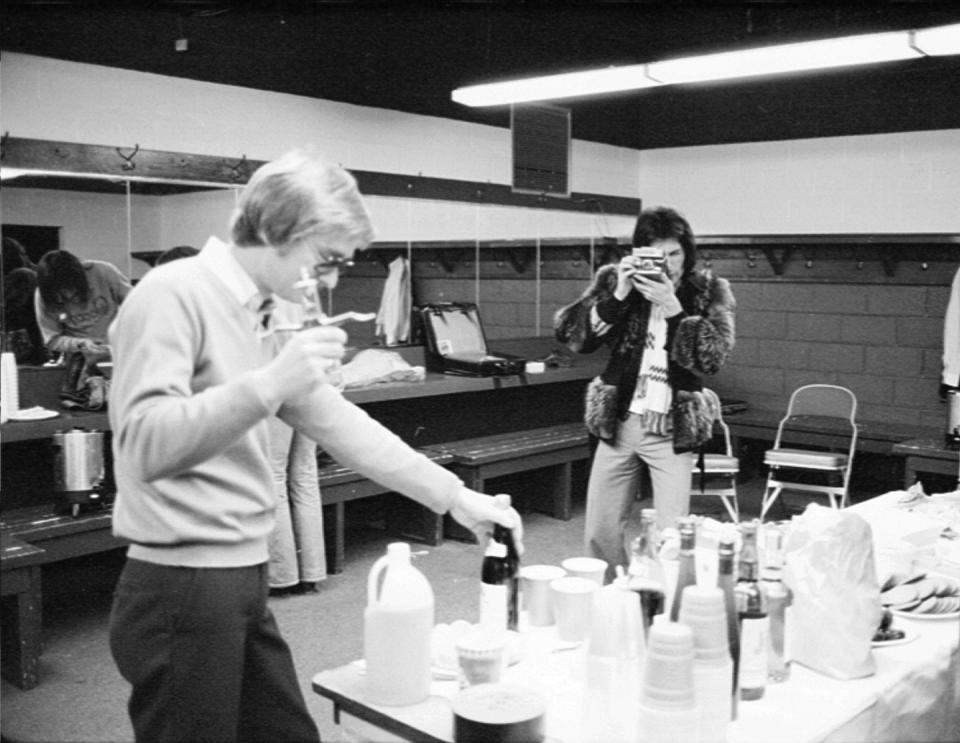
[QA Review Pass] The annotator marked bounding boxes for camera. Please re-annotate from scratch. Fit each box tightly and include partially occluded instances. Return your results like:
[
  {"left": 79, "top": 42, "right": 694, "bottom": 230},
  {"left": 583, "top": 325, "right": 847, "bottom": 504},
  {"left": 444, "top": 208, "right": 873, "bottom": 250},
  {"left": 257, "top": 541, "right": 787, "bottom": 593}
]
[{"left": 631, "top": 247, "right": 666, "bottom": 277}]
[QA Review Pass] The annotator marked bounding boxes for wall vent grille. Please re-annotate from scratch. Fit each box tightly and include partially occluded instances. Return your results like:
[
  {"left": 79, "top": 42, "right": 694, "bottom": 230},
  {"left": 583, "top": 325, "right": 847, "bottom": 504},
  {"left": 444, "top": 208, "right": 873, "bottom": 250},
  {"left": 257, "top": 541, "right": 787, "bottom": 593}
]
[{"left": 512, "top": 104, "right": 571, "bottom": 197}]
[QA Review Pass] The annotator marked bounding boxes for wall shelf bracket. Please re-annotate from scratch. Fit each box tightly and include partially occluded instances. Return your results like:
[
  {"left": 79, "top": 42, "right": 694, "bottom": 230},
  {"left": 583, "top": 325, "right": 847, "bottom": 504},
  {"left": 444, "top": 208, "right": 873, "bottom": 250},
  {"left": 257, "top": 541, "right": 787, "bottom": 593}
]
[
  {"left": 762, "top": 247, "right": 793, "bottom": 276},
  {"left": 880, "top": 246, "right": 899, "bottom": 278}
]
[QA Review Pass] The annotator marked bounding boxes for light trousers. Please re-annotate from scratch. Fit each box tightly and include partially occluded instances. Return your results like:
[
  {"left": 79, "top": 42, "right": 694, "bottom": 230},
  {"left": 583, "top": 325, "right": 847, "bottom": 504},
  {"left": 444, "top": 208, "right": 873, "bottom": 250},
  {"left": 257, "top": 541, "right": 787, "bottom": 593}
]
[
  {"left": 267, "top": 417, "right": 327, "bottom": 588},
  {"left": 584, "top": 412, "right": 693, "bottom": 580}
]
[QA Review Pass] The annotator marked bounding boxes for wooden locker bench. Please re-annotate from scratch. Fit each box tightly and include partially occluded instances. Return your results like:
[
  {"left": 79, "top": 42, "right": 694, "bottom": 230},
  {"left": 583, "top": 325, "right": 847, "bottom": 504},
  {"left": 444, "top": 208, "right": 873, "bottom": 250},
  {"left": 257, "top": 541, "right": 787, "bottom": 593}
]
[{"left": 318, "top": 449, "right": 455, "bottom": 574}]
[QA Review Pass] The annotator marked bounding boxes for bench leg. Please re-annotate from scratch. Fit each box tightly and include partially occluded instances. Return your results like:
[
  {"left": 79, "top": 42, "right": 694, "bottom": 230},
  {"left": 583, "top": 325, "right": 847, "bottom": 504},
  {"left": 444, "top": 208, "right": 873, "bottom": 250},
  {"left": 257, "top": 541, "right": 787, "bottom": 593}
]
[
  {"left": 1, "top": 565, "right": 43, "bottom": 690},
  {"left": 323, "top": 503, "right": 346, "bottom": 575}
]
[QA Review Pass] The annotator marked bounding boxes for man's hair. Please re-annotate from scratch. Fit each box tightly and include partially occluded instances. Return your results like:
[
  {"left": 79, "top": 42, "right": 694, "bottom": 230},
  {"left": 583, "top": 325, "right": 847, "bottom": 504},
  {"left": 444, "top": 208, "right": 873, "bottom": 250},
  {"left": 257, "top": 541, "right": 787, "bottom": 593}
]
[
  {"left": 36, "top": 250, "right": 90, "bottom": 307},
  {"left": 230, "top": 150, "right": 375, "bottom": 254},
  {"left": 2, "top": 236, "right": 36, "bottom": 274},
  {"left": 632, "top": 206, "right": 697, "bottom": 276}
]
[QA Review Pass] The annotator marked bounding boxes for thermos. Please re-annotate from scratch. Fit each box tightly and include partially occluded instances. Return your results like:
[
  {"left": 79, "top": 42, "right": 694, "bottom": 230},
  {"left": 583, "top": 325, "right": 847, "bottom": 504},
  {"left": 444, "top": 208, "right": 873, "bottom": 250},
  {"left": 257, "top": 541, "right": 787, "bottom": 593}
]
[
  {"left": 947, "top": 390, "right": 960, "bottom": 449},
  {"left": 363, "top": 542, "right": 434, "bottom": 706}
]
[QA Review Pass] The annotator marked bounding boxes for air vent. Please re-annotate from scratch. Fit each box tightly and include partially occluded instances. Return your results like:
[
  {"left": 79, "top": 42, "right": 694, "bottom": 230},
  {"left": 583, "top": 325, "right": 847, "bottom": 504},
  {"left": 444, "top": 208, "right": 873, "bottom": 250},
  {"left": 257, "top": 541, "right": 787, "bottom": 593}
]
[{"left": 511, "top": 104, "right": 570, "bottom": 197}]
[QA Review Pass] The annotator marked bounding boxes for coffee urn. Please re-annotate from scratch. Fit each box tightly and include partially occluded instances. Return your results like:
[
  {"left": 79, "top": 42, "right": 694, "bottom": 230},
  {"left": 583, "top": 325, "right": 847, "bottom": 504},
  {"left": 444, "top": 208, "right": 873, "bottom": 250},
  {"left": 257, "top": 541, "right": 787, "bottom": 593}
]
[
  {"left": 948, "top": 391, "right": 960, "bottom": 450},
  {"left": 51, "top": 427, "right": 108, "bottom": 516}
]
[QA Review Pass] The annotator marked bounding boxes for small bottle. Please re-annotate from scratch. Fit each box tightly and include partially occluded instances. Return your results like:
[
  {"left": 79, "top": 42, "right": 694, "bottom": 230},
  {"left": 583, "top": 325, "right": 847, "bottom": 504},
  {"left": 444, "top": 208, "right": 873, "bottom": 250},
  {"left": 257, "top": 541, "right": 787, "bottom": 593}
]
[
  {"left": 479, "top": 495, "right": 520, "bottom": 632},
  {"left": 716, "top": 526, "right": 740, "bottom": 719},
  {"left": 669, "top": 517, "right": 698, "bottom": 622},
  {"left": 627, "top": 508, "right": 666, "bottom": 635},
  {"left": 761, "top": 524, "right": 792, "bottom": 683},
  {"left": 735, "top": 521, "right": 769, "bottom": 701}
]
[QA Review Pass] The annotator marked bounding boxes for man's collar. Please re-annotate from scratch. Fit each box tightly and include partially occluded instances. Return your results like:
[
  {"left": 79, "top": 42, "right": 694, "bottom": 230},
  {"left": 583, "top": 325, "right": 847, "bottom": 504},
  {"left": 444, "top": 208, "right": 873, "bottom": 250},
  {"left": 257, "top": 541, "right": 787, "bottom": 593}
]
[{"left": 198, "top": 236, "right": 272, "bottom": 313}]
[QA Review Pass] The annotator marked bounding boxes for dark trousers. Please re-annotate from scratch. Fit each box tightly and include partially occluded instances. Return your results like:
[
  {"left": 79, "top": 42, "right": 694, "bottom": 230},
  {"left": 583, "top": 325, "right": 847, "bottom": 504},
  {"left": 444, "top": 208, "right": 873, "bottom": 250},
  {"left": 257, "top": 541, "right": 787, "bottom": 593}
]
[{"left": 109, "top": 558, "right": 320, "bottom": 743}]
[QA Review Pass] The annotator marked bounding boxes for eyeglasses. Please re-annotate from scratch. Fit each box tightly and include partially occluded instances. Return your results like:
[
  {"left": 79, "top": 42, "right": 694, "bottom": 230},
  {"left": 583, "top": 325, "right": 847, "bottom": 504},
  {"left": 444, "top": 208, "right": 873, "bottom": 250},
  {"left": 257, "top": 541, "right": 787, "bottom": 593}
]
[{"left": 313, "top": 255, "right": 355, "bottom": 275}]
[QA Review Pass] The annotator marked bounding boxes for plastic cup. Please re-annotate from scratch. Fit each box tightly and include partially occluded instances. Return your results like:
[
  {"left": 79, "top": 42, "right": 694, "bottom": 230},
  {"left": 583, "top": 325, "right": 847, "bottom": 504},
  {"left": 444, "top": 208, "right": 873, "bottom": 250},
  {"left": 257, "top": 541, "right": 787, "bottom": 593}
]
[
  {"left": 641, "top": 620, "right": 696, "bottom": 708},
  {"left": 455, "top": 628, "right": 506, "bottom": 688},
  {"left": 677, "top": 585, "right": 729, "bottom": 662},
  {"left": 562, "top": 556, "right": 608, "bottom": 585},
  {"left": 520, "top": 564, "right": 566, "bottom": 627},
  {"left": 550, "top": 576, "right": 599, "bottom": 643}
]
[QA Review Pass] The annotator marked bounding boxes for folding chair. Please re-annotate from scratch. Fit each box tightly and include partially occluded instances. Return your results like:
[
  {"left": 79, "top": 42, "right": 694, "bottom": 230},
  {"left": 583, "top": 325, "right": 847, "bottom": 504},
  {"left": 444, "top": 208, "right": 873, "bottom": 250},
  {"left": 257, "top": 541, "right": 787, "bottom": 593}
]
[
  {"left": 760, "top": 384, "right": 858, "bottom": 520},
  {"left": 690, "top": 389, "right": 740, "bottom": 522}
]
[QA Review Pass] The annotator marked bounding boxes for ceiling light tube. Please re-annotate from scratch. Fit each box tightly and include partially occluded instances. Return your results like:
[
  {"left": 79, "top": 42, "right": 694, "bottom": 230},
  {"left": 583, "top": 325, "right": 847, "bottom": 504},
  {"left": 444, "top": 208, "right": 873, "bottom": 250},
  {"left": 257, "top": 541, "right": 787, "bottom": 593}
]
[
  {"left": 912, "top": 23, "right": 960, "bottom": 55},
  {"left": 647, "top": 32, "right": 921, "bottom": 85},
  {"left": 452, "top": 24, "right": 959, "bottom": 108},
  {"left": 451, "top": 64, "right": 661, "bottom": 107}
]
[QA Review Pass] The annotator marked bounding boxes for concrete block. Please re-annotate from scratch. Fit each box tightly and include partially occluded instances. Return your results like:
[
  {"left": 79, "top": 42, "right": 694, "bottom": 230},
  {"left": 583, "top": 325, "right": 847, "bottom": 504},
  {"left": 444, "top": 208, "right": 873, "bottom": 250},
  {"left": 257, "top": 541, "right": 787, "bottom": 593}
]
[
  {"left": 806, "top": 343, "right": 864, "bottom": 373},
  {"left": 864, "top": 346, "right": 923, "bottom": 377}
]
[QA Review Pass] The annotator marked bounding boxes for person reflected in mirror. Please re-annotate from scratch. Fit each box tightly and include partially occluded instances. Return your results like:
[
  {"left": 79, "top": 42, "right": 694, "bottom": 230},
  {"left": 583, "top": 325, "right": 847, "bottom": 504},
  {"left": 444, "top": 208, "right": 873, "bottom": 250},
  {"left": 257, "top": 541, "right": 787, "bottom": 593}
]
[
  {"left": 35, "top": 248, "right": 132, "bottom": 362},
  {"left": 107, "top": 149, "right": 524, "bottom": 743},
  {"left": 2, "top": 236, "right": 50, "bottom": 364},
  {"left": 554, "top": 206, "right": 735, "bottom": 581},
  {"left": 941, "top": 265, "right": 959, "bottom": 401},
  {"left": 154, "top": 244, "right": 199, "bottom": 266}
]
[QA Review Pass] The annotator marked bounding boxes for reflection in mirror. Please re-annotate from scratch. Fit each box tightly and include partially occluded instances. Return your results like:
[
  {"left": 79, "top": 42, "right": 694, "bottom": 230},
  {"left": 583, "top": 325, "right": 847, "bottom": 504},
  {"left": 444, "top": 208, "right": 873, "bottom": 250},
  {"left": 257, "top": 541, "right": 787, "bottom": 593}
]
[{"left": 1, "top": 171, "right": 241, "bottom": 366}]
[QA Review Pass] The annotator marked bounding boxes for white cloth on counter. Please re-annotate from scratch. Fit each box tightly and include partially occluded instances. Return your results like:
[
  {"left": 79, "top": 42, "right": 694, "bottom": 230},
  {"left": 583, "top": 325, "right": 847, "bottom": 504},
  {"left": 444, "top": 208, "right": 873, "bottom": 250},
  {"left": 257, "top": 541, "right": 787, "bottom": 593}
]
[
  {"left": 338, "top": 349, "right": 424, "bottom": 389},
  {"left": 375, "top": 256, "right": 410, "bottom": 346}
]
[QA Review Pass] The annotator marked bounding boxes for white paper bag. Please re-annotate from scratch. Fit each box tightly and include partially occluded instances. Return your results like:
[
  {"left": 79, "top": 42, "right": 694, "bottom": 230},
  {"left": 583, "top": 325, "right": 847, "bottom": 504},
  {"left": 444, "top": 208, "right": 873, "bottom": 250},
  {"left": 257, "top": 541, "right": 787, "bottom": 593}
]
[{"left": 782, "top": 504, "right": 881, "bottom": 679}]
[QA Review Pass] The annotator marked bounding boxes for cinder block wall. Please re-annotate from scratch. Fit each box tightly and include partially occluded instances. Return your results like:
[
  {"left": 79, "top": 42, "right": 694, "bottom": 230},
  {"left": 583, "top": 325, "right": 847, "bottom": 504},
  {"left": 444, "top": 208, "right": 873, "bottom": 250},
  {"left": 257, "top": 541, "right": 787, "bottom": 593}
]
[{"left": 335, "top": 249, "right": 955, "bottom": 429}]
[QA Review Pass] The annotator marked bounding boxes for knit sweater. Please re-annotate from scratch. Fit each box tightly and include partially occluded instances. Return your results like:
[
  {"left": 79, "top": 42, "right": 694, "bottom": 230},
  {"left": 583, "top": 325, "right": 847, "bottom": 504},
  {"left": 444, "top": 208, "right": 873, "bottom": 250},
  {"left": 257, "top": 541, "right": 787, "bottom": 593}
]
[{"left": 109, "top": 237, "right": 462, "bottom": 568}]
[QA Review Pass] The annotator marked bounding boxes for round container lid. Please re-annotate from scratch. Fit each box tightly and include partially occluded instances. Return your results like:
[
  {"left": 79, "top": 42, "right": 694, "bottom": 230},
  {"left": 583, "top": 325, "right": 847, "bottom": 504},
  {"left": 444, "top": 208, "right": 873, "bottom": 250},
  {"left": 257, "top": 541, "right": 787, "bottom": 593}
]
[{"left": 452, "top": 683, "right": 545, "bottom": 743}]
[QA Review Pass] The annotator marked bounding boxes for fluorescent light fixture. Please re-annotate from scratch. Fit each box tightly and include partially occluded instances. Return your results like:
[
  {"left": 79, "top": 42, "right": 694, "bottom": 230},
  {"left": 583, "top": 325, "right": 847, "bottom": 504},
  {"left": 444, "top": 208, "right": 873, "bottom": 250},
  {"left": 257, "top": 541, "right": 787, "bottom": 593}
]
[
  {"left": 452, "top": 23, "right": 959, "bottom": 107},
  {"left": 451, "top": 65, "right": 660, "bottom": 107},
  {"left": 648, "top": 32, "right": 920, "bottom": 85},
  {"left": 912, "top": 23, "right": 960, "bottom": 55}
]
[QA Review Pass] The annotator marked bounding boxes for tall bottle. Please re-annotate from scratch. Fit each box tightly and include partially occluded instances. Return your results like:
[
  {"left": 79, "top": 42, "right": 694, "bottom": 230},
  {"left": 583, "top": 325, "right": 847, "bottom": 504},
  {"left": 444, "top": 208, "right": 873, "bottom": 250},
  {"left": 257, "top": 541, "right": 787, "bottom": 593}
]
[
  {"left": 364, "top": 542, "right": 434, "bottom": 706},
  {"left": 761, "top": 524, "right": 792, "bottom": 683},
  {"left": 735, "top": 521, "right": 769, "bottom": 701},
  {"left": 479, "top": 494, "right": 520, "bottom": 632},
  {"left": 627, "top": 508, "right": 666, "bottom": 635},
  {"left": 716, "top": 527, "right": 740, "bottom": 719},
  {"left": 669, "top": 517, "right": 698, "bottom": 621}
]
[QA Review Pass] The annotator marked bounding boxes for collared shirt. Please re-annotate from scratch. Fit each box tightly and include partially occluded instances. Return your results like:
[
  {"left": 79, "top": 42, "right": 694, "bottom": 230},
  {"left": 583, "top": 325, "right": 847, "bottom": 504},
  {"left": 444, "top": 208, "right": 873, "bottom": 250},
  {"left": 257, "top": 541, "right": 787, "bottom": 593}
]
[{"left": 198, "top": 236, "right": 274, "bottom": 334}]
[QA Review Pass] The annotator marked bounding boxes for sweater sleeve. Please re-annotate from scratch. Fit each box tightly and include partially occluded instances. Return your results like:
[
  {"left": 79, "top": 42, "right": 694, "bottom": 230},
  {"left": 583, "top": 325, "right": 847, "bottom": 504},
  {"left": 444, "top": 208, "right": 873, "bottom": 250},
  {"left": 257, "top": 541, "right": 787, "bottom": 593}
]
[
  {"left": 279, "top": 386, "right": 463, "bottom": 515},
  {"left": 671, "top": 275, "right": 736, "bottom": 376},
  {"left": 108, "top": 276, "right": 277, "bottom": 483}
]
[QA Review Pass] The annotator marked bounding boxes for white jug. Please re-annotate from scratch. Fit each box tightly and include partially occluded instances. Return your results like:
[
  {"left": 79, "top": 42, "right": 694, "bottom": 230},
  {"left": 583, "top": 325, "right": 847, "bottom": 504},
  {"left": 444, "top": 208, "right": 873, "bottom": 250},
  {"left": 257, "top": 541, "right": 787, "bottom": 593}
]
[{"left": 364, "top": 542, "right": 435, "bottom": 706}]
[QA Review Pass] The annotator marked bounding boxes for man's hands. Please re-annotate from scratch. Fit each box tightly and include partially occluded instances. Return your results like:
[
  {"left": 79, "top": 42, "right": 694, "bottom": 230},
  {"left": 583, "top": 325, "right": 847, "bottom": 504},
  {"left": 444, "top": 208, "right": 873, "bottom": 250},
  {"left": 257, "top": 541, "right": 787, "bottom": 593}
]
[
  {"left": 449, "top": 488, "right": 525, "bottom": 555},
  {"left": 258, "top": 325, "right": 347, "bottom": 405},
  {"left": 613, "top": 255, "right": 682, "bottom": 317}
]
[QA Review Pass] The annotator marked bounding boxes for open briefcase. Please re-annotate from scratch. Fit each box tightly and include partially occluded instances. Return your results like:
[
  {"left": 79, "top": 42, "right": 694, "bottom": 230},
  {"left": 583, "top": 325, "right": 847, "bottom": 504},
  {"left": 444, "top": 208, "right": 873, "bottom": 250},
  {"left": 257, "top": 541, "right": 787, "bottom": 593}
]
[{"left": 418, "top": 302, "right": 526, "bottom": 377}]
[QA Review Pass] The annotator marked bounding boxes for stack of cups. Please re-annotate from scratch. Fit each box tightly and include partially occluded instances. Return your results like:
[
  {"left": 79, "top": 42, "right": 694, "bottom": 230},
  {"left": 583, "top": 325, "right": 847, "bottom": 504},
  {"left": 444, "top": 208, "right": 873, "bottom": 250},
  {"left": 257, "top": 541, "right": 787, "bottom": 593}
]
[
  {"left": 678, "top": 585, "right": 733, "bottom": 743},
  {"left": 637, "top": 617, "right": 698, "bottom": 743},
  {"left": 0, "top": 351, "right": 20, "bottom": 423},
  {"left": 583, "top": 585, "right": 644, "bottom": 743}
]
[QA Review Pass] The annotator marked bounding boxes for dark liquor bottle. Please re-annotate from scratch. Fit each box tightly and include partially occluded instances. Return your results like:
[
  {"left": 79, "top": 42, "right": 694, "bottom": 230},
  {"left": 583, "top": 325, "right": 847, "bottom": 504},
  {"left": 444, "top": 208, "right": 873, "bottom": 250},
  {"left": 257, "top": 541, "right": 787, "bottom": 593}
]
[
  {"left": 761, "top": 524, "right": 792, "bottom": 683},
  {"left": 736, "top": 521, "right": 769, "bottom": 701},
  {"left": 717, "top": 526, "right": 741, "bottom": 720},
  {"left": 627, "top": 508, "right": 666, "bottom": 634},
  {"left": 669, "top": 517, "right": 698, "bottom": 621},
  {"left": 479, "top": 495, "right": 519, "bottom": 632}
]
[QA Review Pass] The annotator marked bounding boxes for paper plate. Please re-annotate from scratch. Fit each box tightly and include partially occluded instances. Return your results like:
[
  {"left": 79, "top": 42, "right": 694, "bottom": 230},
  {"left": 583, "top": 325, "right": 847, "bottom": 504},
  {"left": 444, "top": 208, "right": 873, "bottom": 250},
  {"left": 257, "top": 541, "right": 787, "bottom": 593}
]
[
  {"left": 891, "top": 607, "right": 959, "bottom": 621},
  {"left": 8, "top": 407, "right": 59, "bottom": 421}
]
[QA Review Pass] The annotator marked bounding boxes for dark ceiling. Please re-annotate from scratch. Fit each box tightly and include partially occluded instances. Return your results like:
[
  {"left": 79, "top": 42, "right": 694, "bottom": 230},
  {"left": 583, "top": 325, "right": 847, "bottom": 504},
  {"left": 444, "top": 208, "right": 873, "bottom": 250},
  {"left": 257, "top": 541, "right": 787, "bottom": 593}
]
[{"left": 3, "top": 1, "right": 960, "bottom": 150}]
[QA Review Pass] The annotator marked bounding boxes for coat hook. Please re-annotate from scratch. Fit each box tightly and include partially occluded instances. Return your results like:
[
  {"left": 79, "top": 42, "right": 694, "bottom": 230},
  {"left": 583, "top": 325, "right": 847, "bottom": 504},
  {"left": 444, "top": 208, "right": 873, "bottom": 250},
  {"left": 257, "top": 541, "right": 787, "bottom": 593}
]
[
  {"left": 116, "top": 144, "right": 140, "bottom": 171},
  {"left": 229, "top": 155, "right": 249, "bottom": 183}
]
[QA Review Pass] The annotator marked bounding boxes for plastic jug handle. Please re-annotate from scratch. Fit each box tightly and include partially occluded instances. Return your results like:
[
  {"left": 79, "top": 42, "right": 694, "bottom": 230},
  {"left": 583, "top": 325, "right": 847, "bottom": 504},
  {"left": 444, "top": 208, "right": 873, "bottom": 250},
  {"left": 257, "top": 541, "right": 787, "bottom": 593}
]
[{"left": 367, "top": 554, "right": 390, "bottom": 607}]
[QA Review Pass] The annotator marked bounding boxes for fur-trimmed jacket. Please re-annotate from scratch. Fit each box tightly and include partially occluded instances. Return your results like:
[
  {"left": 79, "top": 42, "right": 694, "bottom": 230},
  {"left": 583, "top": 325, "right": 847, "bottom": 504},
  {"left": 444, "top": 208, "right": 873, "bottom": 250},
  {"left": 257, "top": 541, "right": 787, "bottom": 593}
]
[{"left": 554, "top": 265, "right": 736, "bottom": 449}]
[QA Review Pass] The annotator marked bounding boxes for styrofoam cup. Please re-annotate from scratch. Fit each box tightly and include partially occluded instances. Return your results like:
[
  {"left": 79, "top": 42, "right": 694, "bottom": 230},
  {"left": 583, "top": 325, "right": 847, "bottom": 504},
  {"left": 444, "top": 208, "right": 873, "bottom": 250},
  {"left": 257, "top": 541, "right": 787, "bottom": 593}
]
[
  {"left": 550, "top": 576, "right": 599, "bottom": 643},
  {"left": 562, "top": 556, "right": 608, "bottom": 585},
  {"left": 521, "top": 564, "right": 566, "bottom": 626}
]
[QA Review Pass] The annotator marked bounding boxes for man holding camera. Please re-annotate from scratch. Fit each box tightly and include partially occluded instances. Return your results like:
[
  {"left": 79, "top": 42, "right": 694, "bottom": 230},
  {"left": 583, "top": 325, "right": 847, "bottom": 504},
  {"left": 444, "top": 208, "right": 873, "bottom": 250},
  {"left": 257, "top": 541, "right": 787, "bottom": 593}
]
[{"left": 554, "top": 206, "right": 736, "bottom": 579}]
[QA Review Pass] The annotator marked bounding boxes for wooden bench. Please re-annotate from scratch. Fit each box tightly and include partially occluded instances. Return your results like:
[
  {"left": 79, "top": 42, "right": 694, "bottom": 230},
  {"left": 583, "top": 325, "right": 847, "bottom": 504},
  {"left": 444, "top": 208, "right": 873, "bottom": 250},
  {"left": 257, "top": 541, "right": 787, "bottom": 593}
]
[
  {"left": 425, "top": 423, "right": 592, "bottom": 539},
  {"left": 318, "top": 449, "right": 455, "bottom": 574},
  {"left": 725, "top": 408, "right": 935, "bottom": 455}
]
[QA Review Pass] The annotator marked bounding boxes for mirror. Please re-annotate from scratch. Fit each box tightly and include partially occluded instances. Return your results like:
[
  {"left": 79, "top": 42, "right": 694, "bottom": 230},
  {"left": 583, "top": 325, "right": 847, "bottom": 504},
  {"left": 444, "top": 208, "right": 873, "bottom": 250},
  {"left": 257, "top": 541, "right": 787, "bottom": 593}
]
[{"left": 1, "top": 171, "right": 241, "bottom": 366}]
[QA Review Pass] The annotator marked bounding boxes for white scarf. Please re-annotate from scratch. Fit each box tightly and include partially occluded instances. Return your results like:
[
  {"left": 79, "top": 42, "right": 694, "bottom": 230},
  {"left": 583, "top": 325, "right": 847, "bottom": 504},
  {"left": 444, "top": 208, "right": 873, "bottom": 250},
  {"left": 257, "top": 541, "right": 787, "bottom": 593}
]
[{"left": 629, "top": 305, "right": 672, "bottom": 434}]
